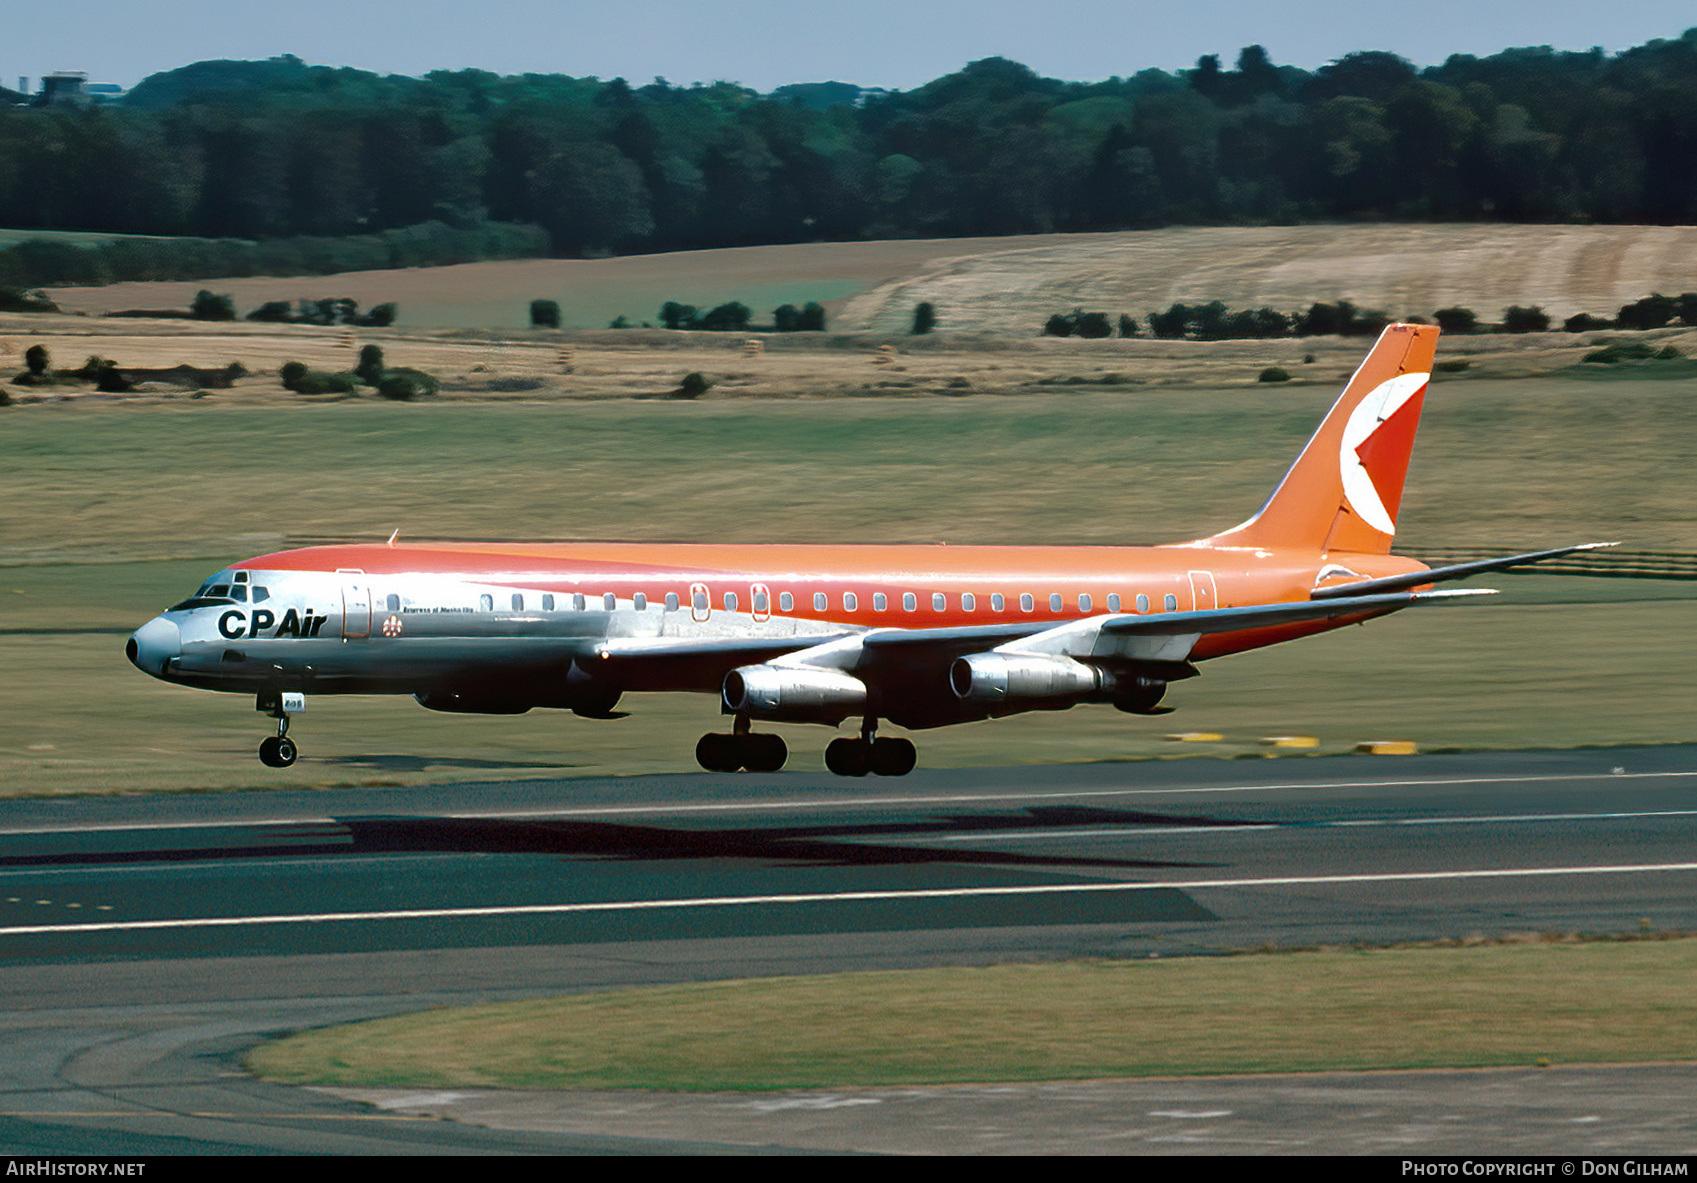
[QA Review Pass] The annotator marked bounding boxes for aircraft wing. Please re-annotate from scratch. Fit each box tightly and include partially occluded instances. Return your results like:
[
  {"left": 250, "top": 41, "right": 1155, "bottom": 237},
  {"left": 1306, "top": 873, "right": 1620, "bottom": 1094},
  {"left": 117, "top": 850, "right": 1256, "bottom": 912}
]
[
  {"left": 1310, "top": 542, "right": 1616, "bottom": 600},
  {"left": 592, "top": 587, "right": 1491, "bottom": 684}
]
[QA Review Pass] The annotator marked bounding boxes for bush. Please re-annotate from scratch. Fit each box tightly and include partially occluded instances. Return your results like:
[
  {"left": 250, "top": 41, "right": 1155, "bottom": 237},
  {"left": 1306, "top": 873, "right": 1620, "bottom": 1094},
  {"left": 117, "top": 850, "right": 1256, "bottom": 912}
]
[
  {"left": 375, "top": 367, "right": 438, "bottom": 400},
  {"left": 773, "top": 303, "right": 801, "bottom": 332},
  {"left": 530, "top": 299, "right": 561, "bottom": 329},
  {"left": 358, "top": 302, "right": 397, "bottom": 327},
  {"left": 356, "top": 345, "right": 385, "bottom": 386},
  {"left": 1564, "top": 313, "right": 1612, "bottom": 333},
  {"left": 911, "top": 302, "right": 936, "bottom": 335},
  {"left": 191, "top": 290, "right": 236, "bottom": 321},
  {"left": 1617, "top": 294, "right": 1677, "bottom": 331},
  {"left": 799, "top": 301, "right": 826, "bottom": 331},
  {"left": 659, "top": 301, "right": 697, "bottom": 330},
  {"left": 1043, "top": 313, "right": 1074, "bottom": 337},
  {"left": 1258, "top": 366, "right": 1291, "bottom": 383},
  {"left": 280, "top": 360, "right": 361, "bottom": 394},
  {"left": 24, "top": 344, "right": 49, "bottom": 376},
  {"left": 697, "top": 302, "right": 750, "bottom": 332},
  {"left": 1433, "top": 306, "right": 1477, "bottom": 335},
  {"left": 247, "top": 301, "right": 293, "bottom": 323},
  {"left": 1582, "top": 341, "right": 1659, "bottom": 364},
  {"left": 1073, "top": 312, "right": 1113, "bottom": 339},
  {"left": 676, "top": 371, "right": 711, "bottom": 399},
  {"left": 1500, "top": 305, "right": 1550, "bottom": 333},
  {"left": 1118, "top": 314, "right": 1138, "bottom": 338},
  {"left": 279, "top": 361, "right": 308, "bottom": 390}
]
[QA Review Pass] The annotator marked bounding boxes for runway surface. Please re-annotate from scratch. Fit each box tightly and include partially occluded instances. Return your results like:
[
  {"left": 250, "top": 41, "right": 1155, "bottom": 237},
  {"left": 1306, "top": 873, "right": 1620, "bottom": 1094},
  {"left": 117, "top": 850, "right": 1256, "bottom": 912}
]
[{"left": 2, "top": 745, "right": 1695, "bottom": 1154}]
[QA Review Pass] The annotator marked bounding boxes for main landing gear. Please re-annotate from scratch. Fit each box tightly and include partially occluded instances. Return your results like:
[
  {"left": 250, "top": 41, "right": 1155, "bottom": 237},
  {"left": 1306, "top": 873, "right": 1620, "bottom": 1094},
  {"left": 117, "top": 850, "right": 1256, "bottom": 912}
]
[
  {"left": 824, "top": 718, "right": 916, "bottom": 778},
  {"left": 696, "top": 716, "right": 788, "bottom": 773},
  {"left": 256, "top": 690, "right": 304, "bottom": 768}
]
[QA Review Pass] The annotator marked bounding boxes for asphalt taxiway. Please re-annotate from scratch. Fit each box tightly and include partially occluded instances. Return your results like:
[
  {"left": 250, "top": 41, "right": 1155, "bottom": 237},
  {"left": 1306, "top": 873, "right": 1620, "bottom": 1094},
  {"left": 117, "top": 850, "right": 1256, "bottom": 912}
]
[{"left": 2, "top": 746, "right": 1695, "bottom": 1153}]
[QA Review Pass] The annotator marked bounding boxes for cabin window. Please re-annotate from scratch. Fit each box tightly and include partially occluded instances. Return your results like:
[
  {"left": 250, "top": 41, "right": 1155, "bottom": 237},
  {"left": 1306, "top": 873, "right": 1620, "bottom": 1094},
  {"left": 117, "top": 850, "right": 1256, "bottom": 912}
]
[
  {"left": 844, "top": 592, "right": 858, "bottom": 611},
  {"left": 931, "top": 592, "right": 945, "bottom": 611},
  {"left": 231, "top": 585, "right": 248, "bottom": 602},
  {"left": 754, "top": 591, "right": 769, "bottom": 613},
  {"left": 692, "top": 590, "right": 707, "bottom": 611},
  {"left": 543, "top": 594, "right": 555, "bottom": 611},
  {"left": 779, "top": 591, "right": 793, "bottom": 612},
  {"left": 1079, "top": 593, "right": 1092, "bottom": 612},
  {"left": 1165, "top": 594, "right": 1178, "bottom": 611},
  {"left": 603, "top": 593, "right": 616, "bottom": 611},
  {"left": 573, "top": 593, "right": 586, "bottom": 612},
  {"left": 962, "top": 592, "right": 976, "bottom": 611},
  {"left": 478, "top": 594, "right": 493, "bottom": 611},
  {"left": 665, "top": 592, "right": 679, "bottom": 611},
  {"left": 386, "top": 594, "right": 400, "bottom": 612},
  {"left": 512, "top": 594, "right": 524, "bottom": 611},
  {"left": 1136, "top": 593, "right": 1149, "bottom": 613},
  {"left": 1049, "top": 593, "right": 1062, "bottom": 612},
  {"left": 873, "top": 593, "right": 887, "bottom": 611},
  {"left": 1107, "top": 593, "right": 1120, "bottom": 612},
  {"left": 991, "top": 593, "right": 1005, "bottom": 612},
  {"left": 634, "top": 593, "right": 647, "bottom": 611},
  {"left": 210, "top": 585, "right": 230, "bottom": 598},
  {"left": 1020, "top": 593, "right": 1034, "bottom": 612},
  {"left": 233, "top": 571, "right": 249, "bottom": 583},
  {"left": 252, "top": 586, "right": 270, "bottom": 603},
  {"left": 902, "top": 592, "right": 917, "bottom": 611},
  {"left": 725, "top": 592, "right": 738, "bottom": 611},
  {"left": 814, "top": 592, "right": 827, "bottom": 611}
]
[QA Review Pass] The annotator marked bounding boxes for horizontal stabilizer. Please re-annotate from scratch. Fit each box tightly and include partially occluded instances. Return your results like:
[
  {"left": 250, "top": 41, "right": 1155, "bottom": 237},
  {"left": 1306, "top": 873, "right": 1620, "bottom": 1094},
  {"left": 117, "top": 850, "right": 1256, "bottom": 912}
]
[{"left": 1310, "top": 542, "right": 1617, "bottom": 600}]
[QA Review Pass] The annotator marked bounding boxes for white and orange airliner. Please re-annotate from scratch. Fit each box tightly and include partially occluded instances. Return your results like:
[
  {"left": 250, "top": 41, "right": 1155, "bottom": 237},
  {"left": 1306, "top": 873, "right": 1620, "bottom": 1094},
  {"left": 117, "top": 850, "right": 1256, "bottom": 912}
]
[{"left": 127, "top": 324, "right": 1598, "bottom": 775}]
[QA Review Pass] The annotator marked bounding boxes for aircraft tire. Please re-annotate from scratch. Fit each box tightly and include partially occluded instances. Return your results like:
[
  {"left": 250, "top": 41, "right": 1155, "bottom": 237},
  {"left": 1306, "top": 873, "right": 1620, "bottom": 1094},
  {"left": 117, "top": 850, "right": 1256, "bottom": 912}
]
[
  {"left": 824, "top": 737, "right": 869, "bottom": 777},
  {"left": 870, "top": 737, "right": 916, "bottom": 777},
  {"left": 744, "top": 733, "right": 787, "bottom": 773},
  {"left": 695, "top": 732, "right": 742, "bottom": 773}
]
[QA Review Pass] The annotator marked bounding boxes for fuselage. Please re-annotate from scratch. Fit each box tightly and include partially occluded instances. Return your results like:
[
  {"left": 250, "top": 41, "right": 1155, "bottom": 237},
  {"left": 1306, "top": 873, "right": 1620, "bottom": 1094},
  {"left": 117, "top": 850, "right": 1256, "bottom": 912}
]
[{"left": 128, "top": 539, "right": 1429, "bottom": 715}]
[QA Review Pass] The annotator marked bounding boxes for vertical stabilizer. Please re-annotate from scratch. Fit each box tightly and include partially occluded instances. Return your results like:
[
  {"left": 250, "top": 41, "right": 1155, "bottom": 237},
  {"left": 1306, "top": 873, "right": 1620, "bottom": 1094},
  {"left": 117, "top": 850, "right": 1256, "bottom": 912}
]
[{"left": 1205, "top": 323, "right": 1438, "bottom": 555}]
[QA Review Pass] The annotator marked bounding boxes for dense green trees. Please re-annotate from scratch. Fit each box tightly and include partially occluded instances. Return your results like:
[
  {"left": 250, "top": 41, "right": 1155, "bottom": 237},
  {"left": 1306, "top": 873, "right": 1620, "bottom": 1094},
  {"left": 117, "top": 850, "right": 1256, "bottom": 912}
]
[{"left": 3, "top": 31, "right": 1697, "bottom": 275}]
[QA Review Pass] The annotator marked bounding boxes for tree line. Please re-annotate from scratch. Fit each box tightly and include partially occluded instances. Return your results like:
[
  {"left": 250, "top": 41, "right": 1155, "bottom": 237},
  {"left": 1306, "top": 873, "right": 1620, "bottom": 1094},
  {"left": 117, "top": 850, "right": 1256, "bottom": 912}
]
[{"left": 2, "top": 32, "right": 1696, "bottom": 272}]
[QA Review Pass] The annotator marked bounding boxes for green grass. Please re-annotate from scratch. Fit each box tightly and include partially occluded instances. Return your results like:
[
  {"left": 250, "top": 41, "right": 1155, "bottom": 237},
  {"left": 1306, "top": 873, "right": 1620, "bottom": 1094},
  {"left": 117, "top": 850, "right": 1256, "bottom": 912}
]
[
  {"left": 247, "top": 938, "right": 1697, "bottom": 1090},
  {"left": 3, "top": 374, "right": 1695, "bottom": 796}
]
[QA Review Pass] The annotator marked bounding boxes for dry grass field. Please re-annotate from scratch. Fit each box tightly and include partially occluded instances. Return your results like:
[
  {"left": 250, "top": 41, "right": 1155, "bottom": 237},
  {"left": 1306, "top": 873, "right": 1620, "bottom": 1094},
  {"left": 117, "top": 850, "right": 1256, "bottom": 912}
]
[{"left": 36, "top": 223, "right": 1697, "bottom": 333}]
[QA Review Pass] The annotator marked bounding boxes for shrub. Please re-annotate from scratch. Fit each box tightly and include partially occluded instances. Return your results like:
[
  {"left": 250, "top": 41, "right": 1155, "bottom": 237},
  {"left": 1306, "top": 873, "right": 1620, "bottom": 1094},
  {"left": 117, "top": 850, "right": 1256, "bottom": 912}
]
[
  {"left": 1501, "top": 305, "right": 1550, "bottom": 333},
  {"left": 1118, "top": 314, "right": 1138, "bottom": 338},
  {"left": 1582, "top": 341, "right": 1659, "bottom": 364},
  {"left": 698, "top": 302, "right": 751, "bottom": 332},
  {"left": 247, "top": 301, "right": 293, "bottom": 323},
  {"left": 375, "top": 367, "right": 438, "bottom": 400},
  {"left": 1073, "top": 312, "right": 1113, "bottom": 339},
  {"left": 799, "top": 301, "right": 826, "bottom": 331},
  {"left": 911, "top": 302, "right": 936, "bottom": 335},
  {"left": 530, "top": 299, "right": 561, "bottom": 329},
  {"left": 358, "top": 302, "right": 397, "bottom": 327},
  {"left": 1617, "top": 294, "right": 1677, "bottom": 331},
  {"left": 191, "top": 290, "right": 236, "bottom": 321},
  {"left": 24, "top": 344, "right": 49, "bottom": 376},
  {"left": 1258, "top": 366, "right": 1291, "bottom": 383},
  {"left": 1564, "top": 313, "right": 1612, "bottom": 333},
  {"left": 279, "top": 361, "right": 309, "bottom": 390},
  {"left": 659, "top": 302, "right": 697, "bottom": 330},
  {"left": 676, "top": 371, "right": 711, "bottom": 399},
  {"left": 1433, "top": 306, "right": 1477, "bottom": 335},
  {"left": 1043, "top": 313, "right": 1074, "bottom": 337},
  {"left": 356, "top": 345, "right": 385, "bottom": 386},
  {"left": 773, "top": 303, "right": 801, "bottom": 332}
]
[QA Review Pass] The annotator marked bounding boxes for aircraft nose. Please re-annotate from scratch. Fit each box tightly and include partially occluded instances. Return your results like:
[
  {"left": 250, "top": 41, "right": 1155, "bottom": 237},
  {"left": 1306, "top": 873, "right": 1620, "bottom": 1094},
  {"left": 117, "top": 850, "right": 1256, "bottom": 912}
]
[{"left": 127, "top": 616, "right": 180, "bottom": 677}]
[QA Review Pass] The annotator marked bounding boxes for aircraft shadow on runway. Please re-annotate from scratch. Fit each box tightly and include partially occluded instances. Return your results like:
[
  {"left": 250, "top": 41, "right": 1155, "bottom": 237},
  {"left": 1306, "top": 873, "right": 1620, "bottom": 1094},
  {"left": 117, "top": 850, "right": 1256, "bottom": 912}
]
[{"left": 0, "top": 807, "right": 1256, "bottom": 872}]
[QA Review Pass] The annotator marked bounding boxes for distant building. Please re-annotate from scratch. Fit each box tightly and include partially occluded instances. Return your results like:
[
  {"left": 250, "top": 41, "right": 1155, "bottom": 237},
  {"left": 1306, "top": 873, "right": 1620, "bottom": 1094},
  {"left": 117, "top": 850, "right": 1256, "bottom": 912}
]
[{"left": 27, "top": 72, "right": 123, "bottom": 107}]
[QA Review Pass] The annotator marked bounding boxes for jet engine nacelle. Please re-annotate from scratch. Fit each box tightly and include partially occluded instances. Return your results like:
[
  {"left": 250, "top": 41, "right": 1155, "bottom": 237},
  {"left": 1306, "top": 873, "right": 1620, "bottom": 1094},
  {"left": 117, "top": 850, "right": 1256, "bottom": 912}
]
[
  {"left": 723, "top": 665, "right": 868, "bottom": 724},
  {"left": 949, "top": 653, "right": 1109, "bottom": 704}
]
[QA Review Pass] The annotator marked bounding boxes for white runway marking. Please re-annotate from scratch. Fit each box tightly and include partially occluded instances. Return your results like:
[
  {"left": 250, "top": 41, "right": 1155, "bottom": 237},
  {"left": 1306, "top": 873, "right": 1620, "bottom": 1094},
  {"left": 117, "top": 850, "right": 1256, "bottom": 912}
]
[{"left": 5, "top": 861, "right": 1697, "bottom": 937}]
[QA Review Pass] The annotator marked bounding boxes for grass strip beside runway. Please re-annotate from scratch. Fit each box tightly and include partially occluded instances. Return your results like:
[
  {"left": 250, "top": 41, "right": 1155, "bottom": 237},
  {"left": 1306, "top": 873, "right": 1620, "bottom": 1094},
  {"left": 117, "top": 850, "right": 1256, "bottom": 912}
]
[{"left": 247, "top": 936, "right": 1697, "bottom": 1089}]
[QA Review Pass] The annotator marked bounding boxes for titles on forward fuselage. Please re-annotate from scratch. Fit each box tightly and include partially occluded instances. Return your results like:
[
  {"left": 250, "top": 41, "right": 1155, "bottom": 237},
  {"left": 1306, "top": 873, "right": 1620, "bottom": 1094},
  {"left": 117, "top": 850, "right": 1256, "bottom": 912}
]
[{"left": 217, "top": 608, "right": 329, "bottom": 639}]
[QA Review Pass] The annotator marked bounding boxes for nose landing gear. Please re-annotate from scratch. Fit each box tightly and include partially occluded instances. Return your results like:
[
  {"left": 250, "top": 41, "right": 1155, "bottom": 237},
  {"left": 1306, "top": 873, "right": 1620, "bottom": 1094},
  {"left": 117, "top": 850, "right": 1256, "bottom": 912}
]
[{"left": 256, "top": 691, "right": 305, "bottom": 768}]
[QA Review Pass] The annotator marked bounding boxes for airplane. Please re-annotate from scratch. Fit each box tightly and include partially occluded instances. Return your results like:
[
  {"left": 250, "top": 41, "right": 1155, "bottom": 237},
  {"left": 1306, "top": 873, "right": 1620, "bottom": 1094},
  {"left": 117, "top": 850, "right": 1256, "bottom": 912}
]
[{"left": 127, "top": 322, "right": 1601, "bottom": 775}]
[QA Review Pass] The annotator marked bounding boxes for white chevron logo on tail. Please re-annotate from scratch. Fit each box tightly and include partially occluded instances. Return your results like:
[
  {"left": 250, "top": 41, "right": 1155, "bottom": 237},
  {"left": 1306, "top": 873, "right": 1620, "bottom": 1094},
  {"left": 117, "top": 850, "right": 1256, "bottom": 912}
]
[{"left": 1338, "top": 372, "right": 1429, "bottom": 536}]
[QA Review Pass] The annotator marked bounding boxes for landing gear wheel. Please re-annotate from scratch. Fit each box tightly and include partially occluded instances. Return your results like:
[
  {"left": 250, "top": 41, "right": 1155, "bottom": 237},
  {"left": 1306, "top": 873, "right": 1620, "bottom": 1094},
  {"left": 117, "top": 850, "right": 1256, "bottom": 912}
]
[
  {"left": 825, "top": 737, "right": 870, "bottom": 777},
  {"left": 259, "top": 735, "right": 298, "bottom": 768},
  {"left": 696, "top": 732, "right": 740, "bottom": 773},
  {"left": 869, "top": 737, "right": 916, "bottom": 777},
  {"left": 743, "top": 732, "right": 788, "bottom": 773}
]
